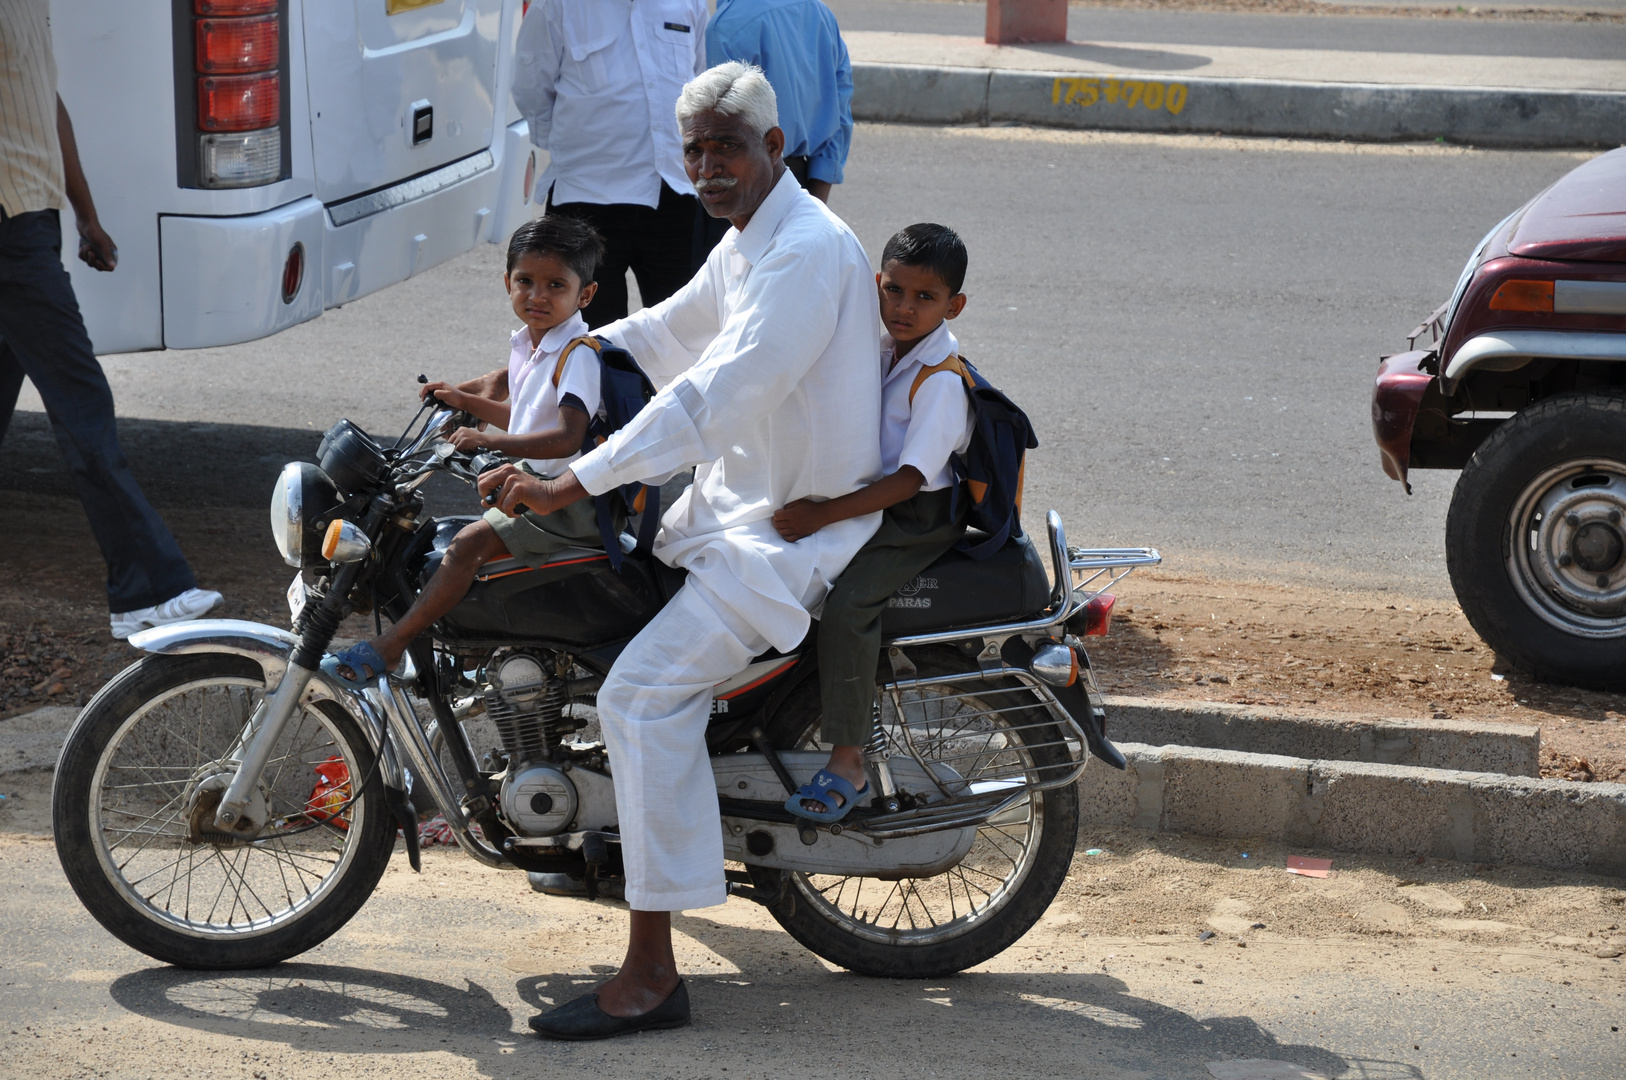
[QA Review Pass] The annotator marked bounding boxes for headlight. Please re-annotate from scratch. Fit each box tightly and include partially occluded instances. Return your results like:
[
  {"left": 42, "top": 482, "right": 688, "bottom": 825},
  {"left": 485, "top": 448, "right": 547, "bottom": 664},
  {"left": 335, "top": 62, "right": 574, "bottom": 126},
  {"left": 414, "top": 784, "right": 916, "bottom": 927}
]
[{"left": 270, "top": 461, "right": 342, "bottom": 568}]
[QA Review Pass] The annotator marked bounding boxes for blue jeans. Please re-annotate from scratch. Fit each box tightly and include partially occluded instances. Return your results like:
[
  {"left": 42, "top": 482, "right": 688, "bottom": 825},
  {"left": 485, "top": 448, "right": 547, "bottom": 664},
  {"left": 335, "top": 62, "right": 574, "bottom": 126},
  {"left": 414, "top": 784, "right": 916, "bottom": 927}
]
[{"left": 0, "top": 208, "right": 196, "bottom": 613}]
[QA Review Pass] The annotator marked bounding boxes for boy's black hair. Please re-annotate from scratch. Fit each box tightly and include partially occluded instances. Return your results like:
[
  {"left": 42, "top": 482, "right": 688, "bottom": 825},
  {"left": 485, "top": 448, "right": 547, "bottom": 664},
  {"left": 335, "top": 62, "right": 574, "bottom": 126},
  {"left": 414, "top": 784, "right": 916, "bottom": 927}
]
[
  {"left": 506, "top": 214, "right": 606, "bottom": 284},
  {"left": 880, "top": 222, "right": 968, "bottom": 294}
]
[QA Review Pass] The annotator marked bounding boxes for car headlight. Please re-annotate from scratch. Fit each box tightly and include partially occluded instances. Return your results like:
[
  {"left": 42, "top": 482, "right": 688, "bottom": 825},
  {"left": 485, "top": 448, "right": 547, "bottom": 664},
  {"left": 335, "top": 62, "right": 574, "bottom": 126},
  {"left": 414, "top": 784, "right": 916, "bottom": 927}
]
[{"left": 270, "top": 461, "right": 342, "bottom": 568}]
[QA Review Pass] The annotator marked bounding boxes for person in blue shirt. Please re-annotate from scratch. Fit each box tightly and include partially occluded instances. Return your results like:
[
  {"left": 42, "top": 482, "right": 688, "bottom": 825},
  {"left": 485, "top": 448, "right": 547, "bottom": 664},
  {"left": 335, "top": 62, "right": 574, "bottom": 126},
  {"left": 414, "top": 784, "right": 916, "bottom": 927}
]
[{"left": 706, "top": 0, "right": 852, "bottom": 204}]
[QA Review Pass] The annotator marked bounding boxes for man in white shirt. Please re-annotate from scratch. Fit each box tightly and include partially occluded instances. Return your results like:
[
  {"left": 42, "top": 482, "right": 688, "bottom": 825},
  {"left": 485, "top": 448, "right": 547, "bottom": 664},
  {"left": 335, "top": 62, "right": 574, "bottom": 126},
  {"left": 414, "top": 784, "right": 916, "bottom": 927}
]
[
  {"left": 481, "top": 62, "right": 882, "bottom": 1040},
  {"left": 513, "top": 0, "right": 711, "bottom": 328}
]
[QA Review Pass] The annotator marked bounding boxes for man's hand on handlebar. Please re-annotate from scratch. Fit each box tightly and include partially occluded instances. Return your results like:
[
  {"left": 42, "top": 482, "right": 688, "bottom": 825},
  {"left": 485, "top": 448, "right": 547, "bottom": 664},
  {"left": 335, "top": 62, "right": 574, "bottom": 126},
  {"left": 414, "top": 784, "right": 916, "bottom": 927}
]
[{"left": 477, "top": 464, "right": 589, "bottom": 519}]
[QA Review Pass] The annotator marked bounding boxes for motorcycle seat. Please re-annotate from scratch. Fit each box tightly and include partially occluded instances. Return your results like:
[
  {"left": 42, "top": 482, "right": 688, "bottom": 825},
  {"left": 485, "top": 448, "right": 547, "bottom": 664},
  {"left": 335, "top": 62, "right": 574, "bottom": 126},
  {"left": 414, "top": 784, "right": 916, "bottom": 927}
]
[{"left": 878, "top": 531, "right": 1053, "bottom": 638}]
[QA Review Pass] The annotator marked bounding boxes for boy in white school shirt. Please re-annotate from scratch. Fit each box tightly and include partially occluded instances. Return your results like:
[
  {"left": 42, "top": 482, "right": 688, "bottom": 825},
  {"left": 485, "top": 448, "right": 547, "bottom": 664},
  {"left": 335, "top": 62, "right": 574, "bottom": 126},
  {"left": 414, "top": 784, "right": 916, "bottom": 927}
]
[
  {"left": 323, "top": 216, "right": 612, "bottom": 685},
  {"left": 772, "top": 223, "right": 976, "bottom": 820}
]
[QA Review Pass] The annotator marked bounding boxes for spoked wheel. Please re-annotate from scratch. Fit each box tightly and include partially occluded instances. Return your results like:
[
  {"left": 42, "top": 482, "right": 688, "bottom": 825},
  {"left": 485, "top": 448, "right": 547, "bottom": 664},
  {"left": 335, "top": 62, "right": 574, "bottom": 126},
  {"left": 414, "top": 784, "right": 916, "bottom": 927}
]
[
  {"left": 53, "top": 653, "right": 394, "bottom": 968},
  {"left": 753, "top": 647, "right": 1080, "bottom": 977}
]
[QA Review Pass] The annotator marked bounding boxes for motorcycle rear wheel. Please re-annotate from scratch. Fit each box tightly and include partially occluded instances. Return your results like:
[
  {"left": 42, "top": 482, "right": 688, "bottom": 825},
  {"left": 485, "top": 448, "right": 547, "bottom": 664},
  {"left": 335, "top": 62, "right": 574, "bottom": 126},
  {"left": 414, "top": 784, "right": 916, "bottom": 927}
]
[
  {"left": 53, "top": 653, "right": 394, "bottom": 968},
  {"left": 751, "top": 646, "right": 1080, "bottom": 978}
]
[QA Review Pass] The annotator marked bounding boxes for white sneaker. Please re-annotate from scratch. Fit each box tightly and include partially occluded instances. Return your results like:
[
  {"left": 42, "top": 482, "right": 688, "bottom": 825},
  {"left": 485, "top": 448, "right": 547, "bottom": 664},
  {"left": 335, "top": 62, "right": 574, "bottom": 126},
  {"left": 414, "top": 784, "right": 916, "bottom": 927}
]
[{"left": 110, "top": 588, "right": 224, "bottom": 640}]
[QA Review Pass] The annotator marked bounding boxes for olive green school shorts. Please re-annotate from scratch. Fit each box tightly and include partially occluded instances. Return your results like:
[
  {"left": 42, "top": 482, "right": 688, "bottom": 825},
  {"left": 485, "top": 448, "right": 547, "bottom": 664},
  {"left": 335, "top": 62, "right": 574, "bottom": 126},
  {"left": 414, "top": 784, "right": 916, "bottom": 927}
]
[{"left": 480, "top": 461, "right": 616, "bottom": 569}]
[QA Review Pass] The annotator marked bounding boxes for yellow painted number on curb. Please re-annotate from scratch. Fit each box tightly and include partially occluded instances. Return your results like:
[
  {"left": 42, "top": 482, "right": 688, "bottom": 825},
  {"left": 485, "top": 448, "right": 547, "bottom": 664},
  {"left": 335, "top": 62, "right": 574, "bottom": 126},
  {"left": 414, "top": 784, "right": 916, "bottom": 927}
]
[{"left": 1051, "top": 77, "right": 1188, "bottom": 116}]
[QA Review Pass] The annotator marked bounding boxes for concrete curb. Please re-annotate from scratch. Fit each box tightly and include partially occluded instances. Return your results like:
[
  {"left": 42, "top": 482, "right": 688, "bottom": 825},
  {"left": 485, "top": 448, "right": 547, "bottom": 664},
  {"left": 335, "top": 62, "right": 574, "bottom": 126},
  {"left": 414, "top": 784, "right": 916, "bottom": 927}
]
[
  {"left": 1078, "top": 742, "right": 1626, "bottom": 875},
  {"left": 853, "top": 62, "right": 1626, "bottom": 149},
  {"left": 1102, "top": 695, "right": 1540, "bottom": 777}
]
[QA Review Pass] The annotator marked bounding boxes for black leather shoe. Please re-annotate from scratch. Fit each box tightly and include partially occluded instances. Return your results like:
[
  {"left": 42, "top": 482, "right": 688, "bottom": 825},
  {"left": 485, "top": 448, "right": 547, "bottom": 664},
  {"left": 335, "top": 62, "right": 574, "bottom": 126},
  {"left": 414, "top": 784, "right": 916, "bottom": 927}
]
[{"left": 528, "top": 980, "right": 690, "bottom": 1041}]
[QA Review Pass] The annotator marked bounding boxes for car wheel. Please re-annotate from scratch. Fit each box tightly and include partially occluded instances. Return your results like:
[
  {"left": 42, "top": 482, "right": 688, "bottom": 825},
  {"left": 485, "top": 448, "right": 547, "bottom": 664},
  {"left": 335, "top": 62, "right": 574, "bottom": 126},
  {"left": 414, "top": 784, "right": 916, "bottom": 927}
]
[{"left": 1446, "top": 391, "right": 1626, "bottom": 690}]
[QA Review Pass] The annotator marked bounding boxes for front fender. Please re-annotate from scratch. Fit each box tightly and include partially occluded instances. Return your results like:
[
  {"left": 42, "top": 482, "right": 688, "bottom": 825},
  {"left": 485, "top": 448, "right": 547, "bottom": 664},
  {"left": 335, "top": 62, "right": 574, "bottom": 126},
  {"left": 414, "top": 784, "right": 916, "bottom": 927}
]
[
  {"left": 126, "top": 618, "right": 358, "bottom": 717},
  {"left": 1371, "top": 349, "right": 1436, "bottom": 493}
]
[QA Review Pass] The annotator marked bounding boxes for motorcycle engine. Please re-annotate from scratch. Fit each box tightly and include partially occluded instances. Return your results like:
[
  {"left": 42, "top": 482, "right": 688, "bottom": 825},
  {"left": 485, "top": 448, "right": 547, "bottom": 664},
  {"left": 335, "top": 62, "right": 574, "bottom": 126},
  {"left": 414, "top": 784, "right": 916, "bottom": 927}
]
[
  {"left": 500, "top": 763, "right": 578, "bottom": 835},
  {"left": 485, "top": 651, "right": 590, "bottom": 836}
]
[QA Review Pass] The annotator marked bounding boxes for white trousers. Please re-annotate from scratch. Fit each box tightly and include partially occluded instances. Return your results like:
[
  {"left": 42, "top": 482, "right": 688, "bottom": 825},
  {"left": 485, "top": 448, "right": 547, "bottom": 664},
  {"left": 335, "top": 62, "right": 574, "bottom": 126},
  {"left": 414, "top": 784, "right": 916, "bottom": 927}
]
[{"left": 598, "top": 577, "right": 770, "bottom": 911}]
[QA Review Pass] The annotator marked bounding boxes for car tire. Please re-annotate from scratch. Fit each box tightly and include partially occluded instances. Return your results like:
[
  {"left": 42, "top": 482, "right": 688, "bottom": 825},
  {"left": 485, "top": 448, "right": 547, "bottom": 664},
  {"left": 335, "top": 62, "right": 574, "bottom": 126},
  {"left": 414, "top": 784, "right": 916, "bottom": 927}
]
[{"left": 1446, "top": 391, "right": 1626, "bottom": 690}]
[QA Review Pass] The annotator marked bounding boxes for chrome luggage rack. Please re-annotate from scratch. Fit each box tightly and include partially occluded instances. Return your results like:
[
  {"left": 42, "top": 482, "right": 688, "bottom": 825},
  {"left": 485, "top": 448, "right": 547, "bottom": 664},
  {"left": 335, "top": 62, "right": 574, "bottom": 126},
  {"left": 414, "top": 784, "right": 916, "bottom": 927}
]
[{"left": 1066, "top": 545, "right": 1162, "bottom": 602}]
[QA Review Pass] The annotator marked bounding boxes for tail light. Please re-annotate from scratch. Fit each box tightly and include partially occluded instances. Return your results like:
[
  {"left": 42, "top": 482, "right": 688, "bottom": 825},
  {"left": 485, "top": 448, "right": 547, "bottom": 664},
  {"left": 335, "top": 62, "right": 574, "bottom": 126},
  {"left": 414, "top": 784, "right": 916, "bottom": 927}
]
[
  {"left": 198, "top": 73, "right": 279, "bottom": 131},
  {"left": 180, "top": 0, "right": 286, "bottom": 188},
  {"left": 1075, "top": 592, "right": 1117, "bottom": 637},
  {"left": 195, "top": 15, "right": 278, "bottom": 74}
]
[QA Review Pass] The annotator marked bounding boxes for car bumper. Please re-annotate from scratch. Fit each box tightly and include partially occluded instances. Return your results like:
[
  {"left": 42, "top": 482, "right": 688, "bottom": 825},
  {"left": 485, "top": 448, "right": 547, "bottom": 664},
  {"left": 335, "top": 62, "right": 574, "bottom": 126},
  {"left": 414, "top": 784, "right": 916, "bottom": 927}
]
[{"left": 1371, "top": 348, "right": 1436, "bottom": 493}]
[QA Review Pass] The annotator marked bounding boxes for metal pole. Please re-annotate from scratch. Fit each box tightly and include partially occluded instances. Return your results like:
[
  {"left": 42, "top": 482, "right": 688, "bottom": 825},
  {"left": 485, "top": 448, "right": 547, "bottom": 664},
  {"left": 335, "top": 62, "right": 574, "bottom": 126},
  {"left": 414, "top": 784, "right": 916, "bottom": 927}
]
[{"left": 985, "top": 0, "right": 1068, "bottom": 45}]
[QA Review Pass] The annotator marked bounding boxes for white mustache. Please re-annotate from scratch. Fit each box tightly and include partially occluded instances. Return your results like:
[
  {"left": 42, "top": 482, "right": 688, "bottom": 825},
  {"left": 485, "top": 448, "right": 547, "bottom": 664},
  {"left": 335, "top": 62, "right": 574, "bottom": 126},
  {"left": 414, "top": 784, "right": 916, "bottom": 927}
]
[{"left": 694, "top": 177, "right": 738, "bottom": 194}]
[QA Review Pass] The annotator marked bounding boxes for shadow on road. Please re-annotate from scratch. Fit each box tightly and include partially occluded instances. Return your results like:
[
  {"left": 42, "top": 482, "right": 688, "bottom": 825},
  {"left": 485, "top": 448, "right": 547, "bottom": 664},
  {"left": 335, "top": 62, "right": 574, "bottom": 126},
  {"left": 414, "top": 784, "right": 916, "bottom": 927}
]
[
  {"left": 106, "top": 950, "right": 1425, "bottom": 1079},
  {"left": 0, "top": 410, "right": 481, "bottom": 514},
  {"left": 1012, "top": 41, "right": 1213, "bottom": 71}
]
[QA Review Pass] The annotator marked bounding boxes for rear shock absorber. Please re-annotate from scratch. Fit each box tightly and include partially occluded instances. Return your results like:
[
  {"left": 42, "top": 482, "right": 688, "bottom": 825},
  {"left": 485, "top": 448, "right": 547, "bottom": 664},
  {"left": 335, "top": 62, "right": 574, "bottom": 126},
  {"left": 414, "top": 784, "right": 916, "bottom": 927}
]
[{"left": 864, "top": 702, "right": 901, "bottom": 813}]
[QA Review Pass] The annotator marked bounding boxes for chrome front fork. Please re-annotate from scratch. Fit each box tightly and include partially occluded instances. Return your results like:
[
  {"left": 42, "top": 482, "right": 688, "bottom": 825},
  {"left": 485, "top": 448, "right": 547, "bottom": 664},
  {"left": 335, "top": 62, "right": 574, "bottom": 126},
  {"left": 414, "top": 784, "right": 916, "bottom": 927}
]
[{"left": 213, "top": 662, "right": 317, "bottom": 832}]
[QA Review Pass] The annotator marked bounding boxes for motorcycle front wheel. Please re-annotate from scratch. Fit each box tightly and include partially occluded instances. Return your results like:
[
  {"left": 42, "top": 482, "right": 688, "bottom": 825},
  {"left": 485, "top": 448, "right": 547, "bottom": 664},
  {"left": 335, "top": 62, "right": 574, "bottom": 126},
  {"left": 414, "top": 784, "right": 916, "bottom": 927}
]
[
  {"left": 753, "top": 646, "right": 1080, "bottom": 978},
  {"left": 53, "top": 653, "right": 395, "bottom": 968}
]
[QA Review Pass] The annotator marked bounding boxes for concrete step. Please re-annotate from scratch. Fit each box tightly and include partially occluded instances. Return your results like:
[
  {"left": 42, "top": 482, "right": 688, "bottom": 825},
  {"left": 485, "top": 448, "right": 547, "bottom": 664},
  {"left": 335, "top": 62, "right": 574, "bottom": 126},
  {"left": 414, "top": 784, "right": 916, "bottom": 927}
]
[
  {"left": 1078, "top": 742, "right": 1626, "bottom": 876},
  {"left": 1103, "top": 695, "right": 1540, "bottom": 777}
]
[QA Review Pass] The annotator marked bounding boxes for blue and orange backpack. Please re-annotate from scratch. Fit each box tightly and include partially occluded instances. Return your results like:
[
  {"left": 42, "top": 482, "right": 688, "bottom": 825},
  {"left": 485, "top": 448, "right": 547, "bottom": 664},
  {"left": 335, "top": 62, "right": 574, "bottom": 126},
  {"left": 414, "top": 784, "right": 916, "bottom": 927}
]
[
  {"left": 909, "top": 354, "right": 1039, "bottom": 560},
  {"left": 554, "top": 335, "right": 659, "bottom": 568}
]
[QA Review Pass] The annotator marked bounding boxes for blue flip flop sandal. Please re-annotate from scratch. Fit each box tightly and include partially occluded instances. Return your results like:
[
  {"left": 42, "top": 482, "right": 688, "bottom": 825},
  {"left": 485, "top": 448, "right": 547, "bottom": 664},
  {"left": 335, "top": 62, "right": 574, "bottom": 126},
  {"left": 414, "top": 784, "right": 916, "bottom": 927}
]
[
  {"left": 784, "top": 768, "right": 870, "bottom": 824},
  {"left": 321, "top": 641, "right": 390, "bottom": 688}
]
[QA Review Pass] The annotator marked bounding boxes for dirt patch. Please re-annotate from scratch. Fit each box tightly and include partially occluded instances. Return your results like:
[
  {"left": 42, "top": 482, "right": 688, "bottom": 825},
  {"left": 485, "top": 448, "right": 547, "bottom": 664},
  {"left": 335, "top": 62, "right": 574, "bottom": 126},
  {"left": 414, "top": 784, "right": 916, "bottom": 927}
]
[
  {"left": 0, "top": 494, "right": 327, "bottom": 719},
  {"left": 1052, "top": 827, "right": 1626, "bottom": 955},
  {"left": 1089, "top": 571, "right": 1626, "bottom": 781}
]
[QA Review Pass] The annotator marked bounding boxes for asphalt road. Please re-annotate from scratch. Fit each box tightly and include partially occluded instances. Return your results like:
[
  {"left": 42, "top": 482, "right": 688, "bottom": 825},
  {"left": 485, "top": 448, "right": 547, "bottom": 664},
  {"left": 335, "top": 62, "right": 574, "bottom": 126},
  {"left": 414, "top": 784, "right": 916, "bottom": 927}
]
[
  {"left": 8, "top": 129, "right": 1588, "bottom": 597},
  {"left": 825, "top": 0, "right": 1626, "bottom": 60}
]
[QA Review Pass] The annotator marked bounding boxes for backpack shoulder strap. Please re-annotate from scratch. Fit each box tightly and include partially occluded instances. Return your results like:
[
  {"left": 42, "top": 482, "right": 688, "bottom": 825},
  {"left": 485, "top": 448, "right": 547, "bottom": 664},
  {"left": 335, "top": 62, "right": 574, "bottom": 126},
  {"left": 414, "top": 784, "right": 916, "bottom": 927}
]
[
  {"left": 552, "top": 334, "right": 604, "bottom": 387},
  {"left": 907, "top": 353, "right": 970, "bottom": 406}
]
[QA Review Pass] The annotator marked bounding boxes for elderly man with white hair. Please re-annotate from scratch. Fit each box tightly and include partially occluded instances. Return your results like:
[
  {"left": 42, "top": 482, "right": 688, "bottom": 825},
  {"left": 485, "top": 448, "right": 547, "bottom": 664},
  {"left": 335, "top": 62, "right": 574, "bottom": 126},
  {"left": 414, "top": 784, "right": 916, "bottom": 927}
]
[{"left": 479, "top": 61, "right": 882, "bottom": 1039}]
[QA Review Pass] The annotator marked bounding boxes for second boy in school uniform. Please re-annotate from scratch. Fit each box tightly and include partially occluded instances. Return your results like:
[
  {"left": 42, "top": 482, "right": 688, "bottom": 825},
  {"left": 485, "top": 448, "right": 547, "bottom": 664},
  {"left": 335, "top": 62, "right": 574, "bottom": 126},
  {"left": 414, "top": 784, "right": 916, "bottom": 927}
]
[{"left": 772, "top": 223, "right": 975, "bottom": 819}]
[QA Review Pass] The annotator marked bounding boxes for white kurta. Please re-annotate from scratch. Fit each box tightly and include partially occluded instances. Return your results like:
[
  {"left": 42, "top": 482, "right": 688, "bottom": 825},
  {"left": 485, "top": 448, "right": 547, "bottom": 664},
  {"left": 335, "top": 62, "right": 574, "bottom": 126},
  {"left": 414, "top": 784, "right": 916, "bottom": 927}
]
[
  {"left": 572, "top": 170, "right": 884, "bottom": 651},
  {"left": 568, "top": 172, "right": 882, "bottom": 911}
]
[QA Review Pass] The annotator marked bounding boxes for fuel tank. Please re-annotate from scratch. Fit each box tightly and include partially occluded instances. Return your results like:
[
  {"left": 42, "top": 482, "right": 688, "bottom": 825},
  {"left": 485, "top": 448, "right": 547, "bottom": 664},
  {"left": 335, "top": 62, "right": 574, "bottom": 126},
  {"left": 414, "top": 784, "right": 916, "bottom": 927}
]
[{"left": 421, "top": 518, "right": 667, "bottom": 648}]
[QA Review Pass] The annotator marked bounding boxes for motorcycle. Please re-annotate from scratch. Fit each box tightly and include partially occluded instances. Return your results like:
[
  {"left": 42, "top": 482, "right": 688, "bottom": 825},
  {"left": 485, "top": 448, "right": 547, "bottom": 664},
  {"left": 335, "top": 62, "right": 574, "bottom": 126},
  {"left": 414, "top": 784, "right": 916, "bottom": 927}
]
[{"left": 51, "top": 398, "right": 1159, "bottom": 978}]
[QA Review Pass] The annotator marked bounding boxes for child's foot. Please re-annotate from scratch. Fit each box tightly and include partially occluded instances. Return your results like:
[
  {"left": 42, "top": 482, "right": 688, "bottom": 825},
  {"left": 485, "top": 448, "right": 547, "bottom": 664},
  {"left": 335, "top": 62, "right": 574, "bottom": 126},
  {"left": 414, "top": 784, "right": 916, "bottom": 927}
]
[{"left": 322, "top": 640, "right": 395, "bottom": 687}]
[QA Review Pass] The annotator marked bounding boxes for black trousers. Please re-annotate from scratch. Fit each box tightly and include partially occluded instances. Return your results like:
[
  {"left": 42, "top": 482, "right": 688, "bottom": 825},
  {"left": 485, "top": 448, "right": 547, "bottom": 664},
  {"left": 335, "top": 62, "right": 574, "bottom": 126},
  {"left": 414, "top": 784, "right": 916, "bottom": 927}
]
[
  {"left": 547, "top": 181, "right": 721, "bottom": 329},
  {"left": 0, "top": 208, "right": 197, "bottom": 613}
]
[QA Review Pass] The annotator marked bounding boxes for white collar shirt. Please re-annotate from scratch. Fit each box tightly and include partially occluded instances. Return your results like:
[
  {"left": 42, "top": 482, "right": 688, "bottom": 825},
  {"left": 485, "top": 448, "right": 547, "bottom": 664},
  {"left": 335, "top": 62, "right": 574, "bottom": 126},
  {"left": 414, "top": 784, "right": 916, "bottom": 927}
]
[
  {"left": 880, "top": 322, "right": 975, "bottom": 493},
  {"left": 572, "top": 171, "right": 884, "bottom": 650},
  {"left": 507, "top": 312, "right": 602, "bottom": 477},
  {"left": 512, "top": 0, "right": 707, "bottom": 208}
]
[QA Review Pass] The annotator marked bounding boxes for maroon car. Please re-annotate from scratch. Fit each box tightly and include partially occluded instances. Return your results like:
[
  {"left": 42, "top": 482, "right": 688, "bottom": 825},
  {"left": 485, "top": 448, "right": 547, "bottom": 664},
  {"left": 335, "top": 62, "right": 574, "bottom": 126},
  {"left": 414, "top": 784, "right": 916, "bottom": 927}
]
[{"left": 1373, "top": 148, "right": 1626, "bottom": 689}]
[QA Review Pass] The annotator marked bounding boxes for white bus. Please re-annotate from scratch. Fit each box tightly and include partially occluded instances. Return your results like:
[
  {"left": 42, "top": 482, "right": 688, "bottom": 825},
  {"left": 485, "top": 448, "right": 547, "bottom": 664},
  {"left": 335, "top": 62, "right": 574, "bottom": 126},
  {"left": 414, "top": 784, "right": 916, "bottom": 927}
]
[{"left": 53, "top": 0, "right": 538, "bottom": 353}]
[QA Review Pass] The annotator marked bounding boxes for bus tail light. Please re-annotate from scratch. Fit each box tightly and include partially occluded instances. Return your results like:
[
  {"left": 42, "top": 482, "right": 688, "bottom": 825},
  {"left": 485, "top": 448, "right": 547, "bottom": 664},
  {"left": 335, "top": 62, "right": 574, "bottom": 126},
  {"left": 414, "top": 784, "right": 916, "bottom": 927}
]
[
  {"left": 199, "top": 129, "right": 281, "bottom": 188},
  {"left": 182, "top": 0, "right": 287, "bottom": 189},
  {"left": 198, "top": 73, "right": 280, "bottom": 131},
  {"left": 195, "top": 15, "right": 279, "bottom": 74}
]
